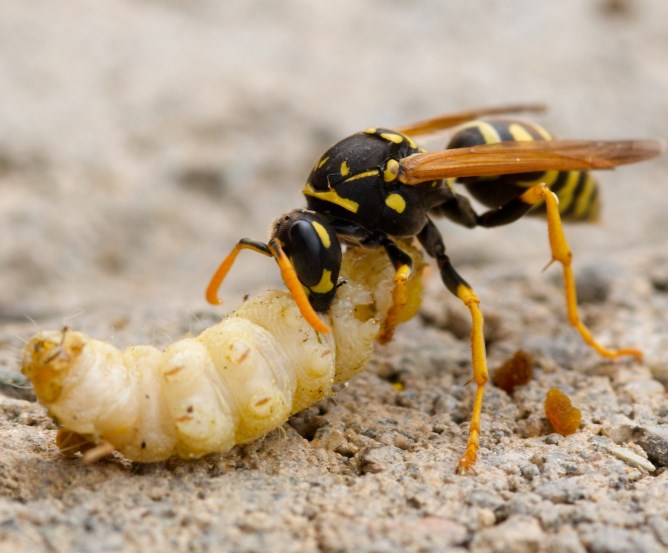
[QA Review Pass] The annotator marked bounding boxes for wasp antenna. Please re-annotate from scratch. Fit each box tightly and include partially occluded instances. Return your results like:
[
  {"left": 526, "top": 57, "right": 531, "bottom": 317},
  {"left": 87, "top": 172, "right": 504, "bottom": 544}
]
[
  {"left": 206, "top": 245, "right": 243, "bottom": 305},
  {"left": 206, "top": 239, "right": 273, "bottom": 305},
  {"left": 268, "top": 239, "right": 331, "bottom": 334}
]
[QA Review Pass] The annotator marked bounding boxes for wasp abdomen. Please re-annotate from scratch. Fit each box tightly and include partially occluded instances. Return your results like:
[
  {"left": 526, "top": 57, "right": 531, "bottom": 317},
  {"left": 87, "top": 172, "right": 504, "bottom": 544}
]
[{"left": 448, "top": 119, "right": 601, "bottom": 222}]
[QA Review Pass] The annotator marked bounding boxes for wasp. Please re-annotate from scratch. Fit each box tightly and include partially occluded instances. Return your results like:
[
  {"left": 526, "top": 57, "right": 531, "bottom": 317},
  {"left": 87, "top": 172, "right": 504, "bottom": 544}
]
[{"left": 206, "top": 104, "right": 664, "bottom": 473}]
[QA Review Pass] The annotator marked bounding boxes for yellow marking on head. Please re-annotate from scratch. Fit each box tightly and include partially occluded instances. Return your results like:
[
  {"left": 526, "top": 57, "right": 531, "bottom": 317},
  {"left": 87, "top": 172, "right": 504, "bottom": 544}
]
[
  {"left": 303, "top": 182, "right": 360, "bottom": 213},
  {"left": 310, "top": 269, "right": 334, "bottom": 294},
  {"left": 383, "top": 159, "right": 400, "bottom": 182},
  {"left": 317, "top": 156, "right": 329, "bottom": 169},
  {"left": 343, "top": 169, "right": 379, "bottom": 183},
  {"left": 311, "top": 220, "right": 331, "bottom": 248},
  {"left": 385, "top": 193, "right": 406, "bottom": 214},
  {"left": 340, "top": 160, "right": 350, "bottom": 177},
  {"left": 364, "top": 127, "right": 377, "bottom": 134},
  {"left": 380, "top": 132, "right": 405, "bottom": 144},
  {"left": 508, "top": 123, "right": 534, "bottom": 142}
]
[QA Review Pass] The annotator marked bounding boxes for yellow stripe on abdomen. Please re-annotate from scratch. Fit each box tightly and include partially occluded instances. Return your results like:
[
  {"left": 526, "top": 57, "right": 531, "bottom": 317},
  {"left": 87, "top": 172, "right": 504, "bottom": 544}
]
[{"left": 554, "top": 171, "right": 581, "bottom": 214}]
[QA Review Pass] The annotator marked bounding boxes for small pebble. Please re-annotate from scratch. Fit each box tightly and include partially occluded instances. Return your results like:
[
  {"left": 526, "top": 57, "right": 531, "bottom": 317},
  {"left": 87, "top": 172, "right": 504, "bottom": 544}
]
[
  {"left": 636, "top": 425, "right": 668, "bottom": 467},
  {"left": 606, "top": 444, "right": 655, "bottom": 472}
]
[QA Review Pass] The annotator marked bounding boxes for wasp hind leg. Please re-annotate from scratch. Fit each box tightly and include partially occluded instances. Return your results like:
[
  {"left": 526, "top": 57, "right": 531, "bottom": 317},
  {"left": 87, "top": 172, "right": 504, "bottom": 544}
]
[
  {"left": 474, "top": 183, "right": 642, "bottom": 360},
  {"left": 417, "top": 219, "right": 488, "bottom": 473},
  {"left": 517, "top": 184, "right": 641, "bottom": 359}
]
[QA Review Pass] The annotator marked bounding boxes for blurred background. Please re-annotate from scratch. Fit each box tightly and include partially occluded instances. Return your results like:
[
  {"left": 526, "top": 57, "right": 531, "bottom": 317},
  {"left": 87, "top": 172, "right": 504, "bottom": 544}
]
[{"left": 1, "top": 0, "right": 667, "bottom": 334}]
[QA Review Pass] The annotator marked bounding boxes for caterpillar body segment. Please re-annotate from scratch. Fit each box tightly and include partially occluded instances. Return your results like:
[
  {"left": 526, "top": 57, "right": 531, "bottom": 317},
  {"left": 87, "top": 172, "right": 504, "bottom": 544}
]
[{"left": 21, "top": 247, "right": 424, "bottom": 462}]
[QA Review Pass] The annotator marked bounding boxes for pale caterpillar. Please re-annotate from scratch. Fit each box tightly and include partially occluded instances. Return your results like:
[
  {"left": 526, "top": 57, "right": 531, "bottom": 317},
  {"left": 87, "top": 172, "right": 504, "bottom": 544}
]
[{"left": 21, "top": 246, "right": 424, "bottom": 462}]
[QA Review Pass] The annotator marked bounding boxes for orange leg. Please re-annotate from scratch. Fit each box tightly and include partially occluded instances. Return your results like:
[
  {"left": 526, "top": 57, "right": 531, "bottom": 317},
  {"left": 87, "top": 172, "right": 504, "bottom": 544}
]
[
  {"left": 417, "top": 218, "right": 490, "bottom": 473},
  {"left": 378, "top": 263, "right": 411, "bottom": 344},
  {"left": 521, "top": 184, "right": 642, "bottom": 360},
  {"left": 455, "top": 284, "right": 488, "bottom": 474}
]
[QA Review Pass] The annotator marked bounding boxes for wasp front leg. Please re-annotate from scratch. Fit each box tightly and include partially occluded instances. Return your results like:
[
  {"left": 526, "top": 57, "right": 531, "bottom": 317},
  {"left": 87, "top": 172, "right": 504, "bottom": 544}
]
[
  {"left": 376, "top": 237, "right": 415, "bottom": 344},
  {"left": 339, "top": 228, "right": 418, "bottom": 344},
  {"left": 417, "top": 219, "right": 488, "bottom": 473}
]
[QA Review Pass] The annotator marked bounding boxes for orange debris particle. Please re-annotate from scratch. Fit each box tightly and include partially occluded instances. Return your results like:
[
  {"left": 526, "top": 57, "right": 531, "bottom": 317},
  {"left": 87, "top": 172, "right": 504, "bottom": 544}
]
[{"left": 544, "top": 387, "right": 582, "bottom": 436}]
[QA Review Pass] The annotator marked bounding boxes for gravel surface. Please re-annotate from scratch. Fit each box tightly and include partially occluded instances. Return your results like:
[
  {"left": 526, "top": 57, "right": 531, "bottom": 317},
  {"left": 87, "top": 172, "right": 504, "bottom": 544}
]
[{"left": 1, "top": 1, "right": 667, "bottom": 552}]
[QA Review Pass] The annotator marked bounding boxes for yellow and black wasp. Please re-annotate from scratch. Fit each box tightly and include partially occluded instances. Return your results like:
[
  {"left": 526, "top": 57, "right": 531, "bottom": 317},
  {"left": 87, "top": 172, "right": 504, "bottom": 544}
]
[{"left": 206, "top": 104, "right": 663, "bottom": 473}]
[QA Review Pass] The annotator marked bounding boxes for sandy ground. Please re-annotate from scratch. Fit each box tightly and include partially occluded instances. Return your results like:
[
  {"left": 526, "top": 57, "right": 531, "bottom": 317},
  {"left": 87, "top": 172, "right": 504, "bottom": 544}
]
[{"left": 1, "top": 1, "right": 668, "bottom": 551}]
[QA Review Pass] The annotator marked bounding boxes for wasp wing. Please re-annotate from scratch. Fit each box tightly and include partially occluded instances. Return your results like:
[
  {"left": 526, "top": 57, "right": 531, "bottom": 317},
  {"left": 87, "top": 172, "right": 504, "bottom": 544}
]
[
  {"left": 399, "top": 139, "right": 665, "bottom": 184},
  {"left": 396, "top": 103, "right": 547, "bottom": 137}
]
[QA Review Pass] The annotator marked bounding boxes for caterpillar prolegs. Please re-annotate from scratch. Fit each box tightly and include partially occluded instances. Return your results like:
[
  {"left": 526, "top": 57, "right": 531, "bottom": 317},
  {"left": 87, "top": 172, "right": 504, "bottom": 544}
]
[{"left": 21, "top": 247, "right": 424, "bottom": 462}]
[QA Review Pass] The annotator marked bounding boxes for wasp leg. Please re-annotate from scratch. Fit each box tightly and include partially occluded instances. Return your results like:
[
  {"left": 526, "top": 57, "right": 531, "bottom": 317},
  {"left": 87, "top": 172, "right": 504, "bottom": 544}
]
[
  {"left": 434, "top": 184, "right": 536, "bottom": 230},
  {"left": 439, "top": 184, "right": 642, "bottom": 360},
  {"left": 417, "top": 219, "right": 488, "bottom": 474},
  {"left": 510, "top": 184, "right": 641, "bottom": 360},
  {"left": 377, "top": 238, "right": 414, "bottom": 344},
  {"left": 430, "top": 185, "right": 479, "bottom": 228},
  {"left": 432, "top": 181, "right": 537, "bottom": 229}
]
